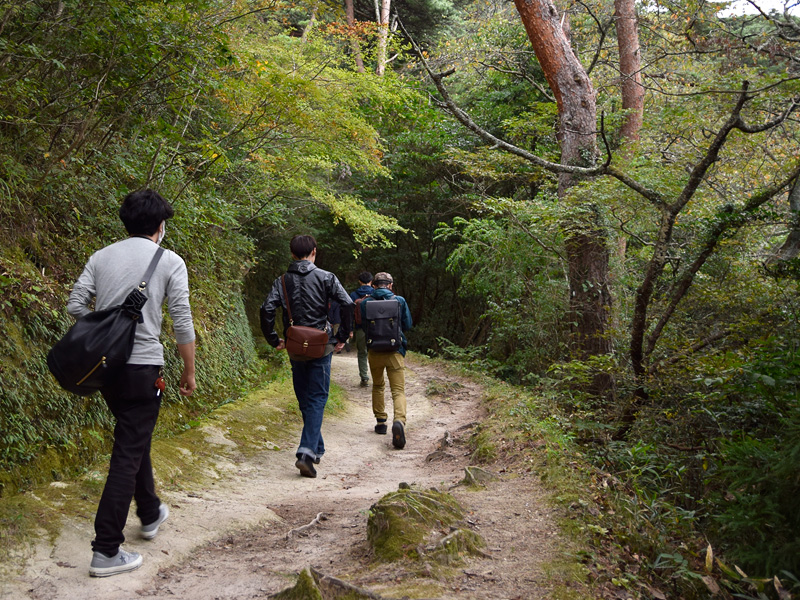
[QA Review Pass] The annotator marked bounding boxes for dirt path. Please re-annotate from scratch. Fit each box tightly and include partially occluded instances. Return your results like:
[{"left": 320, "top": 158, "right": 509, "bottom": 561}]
[{"left": 1, "top": 354, "right": 562, "bottom": 599}]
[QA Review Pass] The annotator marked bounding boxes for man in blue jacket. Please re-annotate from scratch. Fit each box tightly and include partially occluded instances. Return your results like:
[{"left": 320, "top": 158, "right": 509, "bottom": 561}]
[
  {"left": 349, "top": 271, "right": 373, "bottom": 386},
  {"left": 360, "top": 272, "right": 413, "bottom": 449}
]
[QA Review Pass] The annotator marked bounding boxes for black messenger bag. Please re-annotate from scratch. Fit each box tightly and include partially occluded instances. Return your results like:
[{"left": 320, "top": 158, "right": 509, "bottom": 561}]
[{"left": 47, "top": 248, "right": 165, "bottom": 396}]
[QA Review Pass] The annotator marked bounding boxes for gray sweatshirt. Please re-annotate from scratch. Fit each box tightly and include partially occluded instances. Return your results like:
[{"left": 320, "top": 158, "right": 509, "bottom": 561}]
[{"left": 67, "top": 236, "right": 195, "bottom": 366}]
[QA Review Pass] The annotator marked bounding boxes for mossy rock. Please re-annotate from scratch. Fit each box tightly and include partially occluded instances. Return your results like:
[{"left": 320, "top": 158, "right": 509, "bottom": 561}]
[
  {"left": 270, "top": 568, "right": 324, "bottom": 600},
  {"left": 367, "top": 485, "right": 473, "bottom": 563},
  {"left": 270, "top": 567, "right": 385, "bottom": 600},
  {"left": 462, "top": 466, "right": 497, "bottom": 487}
]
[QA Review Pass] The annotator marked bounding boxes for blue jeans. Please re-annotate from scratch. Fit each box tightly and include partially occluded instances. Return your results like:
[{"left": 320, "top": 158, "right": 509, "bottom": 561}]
[{"left": 290, "top": 352, "right": 332, "bottom": 460}]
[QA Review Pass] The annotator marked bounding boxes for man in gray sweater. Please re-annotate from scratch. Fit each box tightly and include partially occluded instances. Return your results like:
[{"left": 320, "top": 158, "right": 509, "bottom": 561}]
[{"left": 67, "top": 189, "right": 196, "bottom": 577}]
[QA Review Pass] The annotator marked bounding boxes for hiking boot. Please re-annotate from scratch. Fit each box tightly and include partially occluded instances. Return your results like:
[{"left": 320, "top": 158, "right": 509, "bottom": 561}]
[
  {"left": 295, "top": 454, "right": 317, "bottom": 478},
  {"left": 392, "top": 420, "right": 406, "bottom": 449},
  {"left": 314, "top": 455, "right": 321, "bottom": 465},
  {"left": 374, "top": 422, "right": 387, "bottom": 435},
  {"left": 141, "top": 503, "right": 169, "bottom": 540},
  {"left": 89, "top": 548, "right": 143, "bottom": 578},
  {"left": 360, "top": 379, "right": 369, "bottom": 387}
]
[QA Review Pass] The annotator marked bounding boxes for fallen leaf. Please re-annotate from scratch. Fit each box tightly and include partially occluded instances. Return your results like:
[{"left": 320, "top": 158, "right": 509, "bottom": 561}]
[
  {"left": 702, "top": 575, "right": 720, "bottom": 595},
  {"left": 774, "top": 575, "right": 791, "bottom": 600}
]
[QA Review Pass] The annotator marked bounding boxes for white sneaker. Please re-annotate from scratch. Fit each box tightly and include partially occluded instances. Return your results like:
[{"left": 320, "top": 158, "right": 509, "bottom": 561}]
[
  {"left": 141, "top": 503, "right": 169, "bottom": 540},
  {"left": 89, "top": 548, "right": 142, "bottom": 577}
]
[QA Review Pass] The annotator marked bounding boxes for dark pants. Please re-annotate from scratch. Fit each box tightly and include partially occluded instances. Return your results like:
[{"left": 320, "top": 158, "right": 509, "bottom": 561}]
[
  {"left": 92, "top": 365, "right": 162, "bottom": 556},
  {"left": 290, "top": 352, "right": 332, "bottom": 461}
]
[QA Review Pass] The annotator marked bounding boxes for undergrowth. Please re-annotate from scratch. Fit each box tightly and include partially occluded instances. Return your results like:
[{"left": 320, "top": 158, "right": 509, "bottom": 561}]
[{"left": 439, "top": 351, "right": 799, "bottom": 600}]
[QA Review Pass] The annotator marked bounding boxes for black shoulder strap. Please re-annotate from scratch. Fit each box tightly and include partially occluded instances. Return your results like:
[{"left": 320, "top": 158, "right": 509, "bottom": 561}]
[
  {"left": 281, "top": 274, "right": 294, "bottom": 325},
  {"left": 138, "top": 247, "right": 165, "bottom": 292}
]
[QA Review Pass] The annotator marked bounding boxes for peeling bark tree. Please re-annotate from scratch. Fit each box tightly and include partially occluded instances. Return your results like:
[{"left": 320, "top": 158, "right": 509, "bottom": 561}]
[{"left": 513, "top": 0, "right": 613, "bottom": 360}]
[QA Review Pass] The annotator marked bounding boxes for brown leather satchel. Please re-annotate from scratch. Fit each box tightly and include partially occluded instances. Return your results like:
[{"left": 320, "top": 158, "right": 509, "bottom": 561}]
[{"left": 281, "top": 275, "right": 329, "bottom": 358}]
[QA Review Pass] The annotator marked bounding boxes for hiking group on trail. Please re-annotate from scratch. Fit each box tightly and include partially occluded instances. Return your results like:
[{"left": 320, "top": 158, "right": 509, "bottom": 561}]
[
  {"left": 260, "top": 237, "right": 414, "bottom": 471},
  {"left": 54, "top": 195, "right": 413, "bottom": 579}
]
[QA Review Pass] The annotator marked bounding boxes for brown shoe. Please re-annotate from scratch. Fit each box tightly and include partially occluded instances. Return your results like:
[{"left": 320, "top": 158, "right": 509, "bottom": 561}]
[{"left": 392, "top": 420, "right": 406, "bottom": 449}]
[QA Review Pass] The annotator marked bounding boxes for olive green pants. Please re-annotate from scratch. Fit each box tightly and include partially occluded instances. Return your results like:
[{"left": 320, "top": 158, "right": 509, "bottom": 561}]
[{"left": 368, "top": 351, "right": 406, "bottom": 424}]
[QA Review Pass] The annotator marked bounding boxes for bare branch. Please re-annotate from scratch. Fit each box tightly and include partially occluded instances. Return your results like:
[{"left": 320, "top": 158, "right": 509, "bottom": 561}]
[
  {"left": 285, "top": 512, "right": 327, "bottom": 540},
  {"left": 396, "top": 18, "right": 610, "bottom": 178},
  {"left": 651, "top": 329, "right": 729, "bottom": 373},
  {"left": 476, "top": 60, "right": 555, "bottom": 102},
  {"left": 736, "top": 97, "right": 800, "bottom": 134},
  {"left": 671, "top": 81, "right": 752, "bottom": 214},
  {"left": 605, "top": 165, "right": 667, "bottom": 208},
  {"left": 645, "top": 161, "right": 800, "bottom": 359}
]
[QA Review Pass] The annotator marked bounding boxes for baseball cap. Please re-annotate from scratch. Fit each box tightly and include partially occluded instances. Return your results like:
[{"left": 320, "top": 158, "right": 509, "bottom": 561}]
[{"left": 373, "top": 272, "right": 393, "bottom": 284}]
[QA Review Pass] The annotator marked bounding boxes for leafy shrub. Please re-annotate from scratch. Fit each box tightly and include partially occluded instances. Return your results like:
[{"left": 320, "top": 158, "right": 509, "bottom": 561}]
[{"left": 704, "top": 339, "right": 800, "bottom": 574}]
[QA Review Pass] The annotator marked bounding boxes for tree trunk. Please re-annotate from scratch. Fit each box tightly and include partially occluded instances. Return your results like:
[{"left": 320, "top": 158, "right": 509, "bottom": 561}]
[
  {"left": 513, "top": 0, "right": 612, "bottom": 361},
  {"left": 344, "top": 0, "right": 365, "bottom": 73},
  {"left": 769, "top": 176, "right": 800, "bottom": 262},
  {"left": 613, "top": 0, "right": 644, "bottom": 146},
  {"left": 375, "top": 0, "right": 390, "bottom": 76},
  {"left": 610, "top": 0, "right": 643, "bottom": 328},
  {"left": 301, "top": 3, "right": 320, "bottom": 44}
]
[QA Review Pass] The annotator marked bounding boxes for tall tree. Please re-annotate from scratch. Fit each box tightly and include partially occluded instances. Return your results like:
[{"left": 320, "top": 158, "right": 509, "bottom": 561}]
[
  {"left": 404, "top": 1, "right": 800, "bottom": 403},
  {"left": 375, "top": 0, "right": 391, "bottom": 75},
  {"left": 400, "top": 7, "right": 613, "bottom": 364},
  {"left": 613, "top": 0, "right": 643, "bottom": 146},
  {"left": 344, "top": 0, "right": 366, "bottom": 72},
  {"left": 511, "top": 0, "right": 613, "bottom": 361}
]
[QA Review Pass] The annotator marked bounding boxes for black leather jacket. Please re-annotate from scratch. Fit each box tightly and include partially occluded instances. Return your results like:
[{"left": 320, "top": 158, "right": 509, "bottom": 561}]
[{"left": 260, "top": 260, "right": 353, "bottom": 349}]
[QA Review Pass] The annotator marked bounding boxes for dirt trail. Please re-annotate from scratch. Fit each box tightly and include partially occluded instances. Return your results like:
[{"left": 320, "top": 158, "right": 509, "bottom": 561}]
[{"left": 1, "top": 354, "right": 561, "bottom": 600}]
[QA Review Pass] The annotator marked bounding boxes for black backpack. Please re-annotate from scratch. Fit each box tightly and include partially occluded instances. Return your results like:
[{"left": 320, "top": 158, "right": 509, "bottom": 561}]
[{"left": 364, "top": 297, "right": 402, "bottom": 352}]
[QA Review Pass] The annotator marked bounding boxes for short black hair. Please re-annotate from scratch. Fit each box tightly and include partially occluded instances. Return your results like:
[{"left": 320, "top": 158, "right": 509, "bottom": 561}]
[
  {"left": 290, "top": 234, "right": 317, "bottom": 259},
  {"left": 358, "top": 271, "right": 373, "bottom": 284},
  {"left": 119, "top": 189, "right": 174, "bottom": 236}
]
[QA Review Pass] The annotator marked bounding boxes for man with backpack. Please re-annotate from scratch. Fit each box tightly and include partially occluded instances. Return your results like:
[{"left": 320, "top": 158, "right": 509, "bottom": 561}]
[
  {"left": 349, "top": 271, "right": 374, "bottom": 386},
  {"left": 360, "top": 272, "right": 413, "bottom": 449}
]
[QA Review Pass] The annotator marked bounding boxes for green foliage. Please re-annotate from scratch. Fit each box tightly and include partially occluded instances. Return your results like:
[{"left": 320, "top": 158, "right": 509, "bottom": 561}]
[
  {"left": 698, "top": 337, "right": 800, "bottom": 574},
  {"left": 0, "top": 0, "right": 412, "bottom": 491},
  {"left": 435, "top": 197, "right": 569, "bottom": 381}
]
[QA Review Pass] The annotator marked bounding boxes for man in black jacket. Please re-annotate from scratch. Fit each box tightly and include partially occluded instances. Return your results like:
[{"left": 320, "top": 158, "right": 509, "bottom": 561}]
[{"left": 260, "top": 235, "right": 353, "bottom": 478}]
